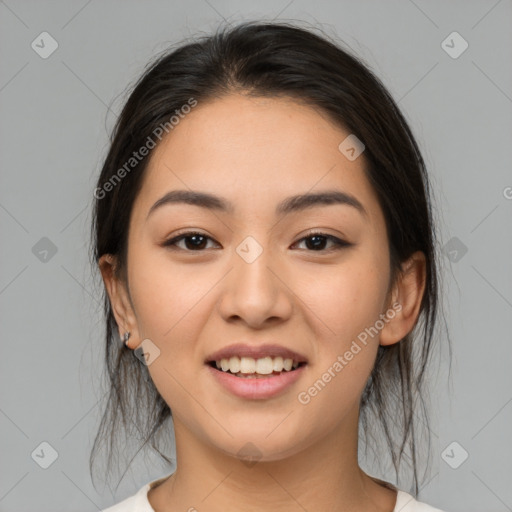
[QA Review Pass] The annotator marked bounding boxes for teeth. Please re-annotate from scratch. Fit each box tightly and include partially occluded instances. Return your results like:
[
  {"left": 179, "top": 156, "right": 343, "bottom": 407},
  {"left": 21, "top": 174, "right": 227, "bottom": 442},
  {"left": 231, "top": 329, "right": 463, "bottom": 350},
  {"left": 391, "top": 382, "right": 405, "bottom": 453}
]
[
  {"left": 240, "top": 357, "right": 256, "bottom": 373},
  {"left": 272, "top": 356, "right": 283, "bottom": 371},
  {"left": 214, "top": 356, "right": 301, "bottom": 374},
  {"left": 255, "top": 356, "right": 273, "bottom": 375},
  {"left": 229, "top": 356, "right": 240, "bottom": 373}
]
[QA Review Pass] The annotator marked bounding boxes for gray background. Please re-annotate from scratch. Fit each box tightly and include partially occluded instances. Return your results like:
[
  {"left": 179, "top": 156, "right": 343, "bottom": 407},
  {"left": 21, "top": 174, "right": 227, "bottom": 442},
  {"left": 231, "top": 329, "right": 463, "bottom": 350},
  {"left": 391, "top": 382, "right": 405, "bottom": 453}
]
[{"left": 1, "top": 1, "right": 511, "bottom": 511}]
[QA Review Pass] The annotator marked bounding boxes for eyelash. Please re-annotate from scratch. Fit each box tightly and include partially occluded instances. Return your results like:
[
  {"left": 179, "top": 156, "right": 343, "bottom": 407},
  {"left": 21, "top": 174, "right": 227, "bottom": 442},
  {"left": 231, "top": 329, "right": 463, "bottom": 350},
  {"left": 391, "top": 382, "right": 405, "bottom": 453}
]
[{"left": 162, "top": 230, "right": 352, "bottom": 253}]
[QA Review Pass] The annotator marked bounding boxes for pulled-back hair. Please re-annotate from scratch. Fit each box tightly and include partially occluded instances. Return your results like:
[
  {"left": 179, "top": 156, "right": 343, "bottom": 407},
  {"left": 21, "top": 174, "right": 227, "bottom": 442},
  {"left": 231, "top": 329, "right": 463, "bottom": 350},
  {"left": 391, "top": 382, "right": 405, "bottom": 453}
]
[{"left": 89, "top": 20, "right": 449, "bottom": 496}]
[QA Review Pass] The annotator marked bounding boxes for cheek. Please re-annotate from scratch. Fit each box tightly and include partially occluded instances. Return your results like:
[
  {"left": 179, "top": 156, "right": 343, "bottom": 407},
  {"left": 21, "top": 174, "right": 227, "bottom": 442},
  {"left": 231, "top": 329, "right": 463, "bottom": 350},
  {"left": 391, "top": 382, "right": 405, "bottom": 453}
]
[
  {"left": 292, "top": 254, "right": 387, "bottom": 406},
  {"left": 128, "top": 246, "right": 214, "bottom": 340},
  {"left": 296, "top": 254, "right": 389, "bottom": 349},
  {"left": 126, "top": 248, "right": 223, "bottom": 403},
  {"left": 126, "top": 249, "right": 214, "bottom": 421}
]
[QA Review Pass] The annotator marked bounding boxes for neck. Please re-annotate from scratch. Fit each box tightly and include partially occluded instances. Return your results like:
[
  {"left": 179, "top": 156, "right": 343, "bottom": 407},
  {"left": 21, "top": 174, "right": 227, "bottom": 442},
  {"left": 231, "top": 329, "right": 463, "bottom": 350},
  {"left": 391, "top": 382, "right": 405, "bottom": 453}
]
[{"left": 148, "top": 407, "right": 397, "bottom": 512}]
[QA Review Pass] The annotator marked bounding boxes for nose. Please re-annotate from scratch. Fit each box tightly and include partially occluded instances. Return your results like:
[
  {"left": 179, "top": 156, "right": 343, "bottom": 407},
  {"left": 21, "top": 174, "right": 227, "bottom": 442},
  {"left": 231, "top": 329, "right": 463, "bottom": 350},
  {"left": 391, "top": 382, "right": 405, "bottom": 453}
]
[{"left": 217, "top": 243, "right": 293, "bottom": 329}]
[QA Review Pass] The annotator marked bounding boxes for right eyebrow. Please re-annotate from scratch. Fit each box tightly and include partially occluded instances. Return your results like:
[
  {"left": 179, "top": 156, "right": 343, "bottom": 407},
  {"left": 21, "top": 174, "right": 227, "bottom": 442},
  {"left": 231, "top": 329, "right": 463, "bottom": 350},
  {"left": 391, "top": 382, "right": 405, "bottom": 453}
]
[{"left": 147, "top": 190, "right": 234, "bottom": 219}]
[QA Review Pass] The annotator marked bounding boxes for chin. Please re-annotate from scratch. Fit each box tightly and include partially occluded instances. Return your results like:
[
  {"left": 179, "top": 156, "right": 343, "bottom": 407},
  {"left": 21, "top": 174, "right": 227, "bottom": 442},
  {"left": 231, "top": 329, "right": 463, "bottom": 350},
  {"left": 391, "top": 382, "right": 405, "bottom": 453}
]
[
  {"left": 203, "top": 423, "right": 314, "bottom": 465},
  {"left": 222, "top": 439, "right": 303, "bottom": 464}
]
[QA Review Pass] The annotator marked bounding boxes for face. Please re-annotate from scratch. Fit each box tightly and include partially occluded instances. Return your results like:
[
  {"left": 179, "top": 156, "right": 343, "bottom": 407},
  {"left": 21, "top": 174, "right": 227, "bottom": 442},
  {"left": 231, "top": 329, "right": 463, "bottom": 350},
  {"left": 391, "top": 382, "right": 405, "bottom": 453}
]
[{"left": 103, "top": 94, "right": 419, "bottom": 462}]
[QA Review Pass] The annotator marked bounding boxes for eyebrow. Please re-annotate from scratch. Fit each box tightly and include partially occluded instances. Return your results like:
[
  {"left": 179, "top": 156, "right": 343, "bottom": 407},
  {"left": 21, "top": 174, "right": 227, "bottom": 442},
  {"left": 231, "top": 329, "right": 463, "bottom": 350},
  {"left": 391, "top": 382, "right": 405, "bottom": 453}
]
[{"left": 146, "top": 189, "right": 368, "bottom": 219}]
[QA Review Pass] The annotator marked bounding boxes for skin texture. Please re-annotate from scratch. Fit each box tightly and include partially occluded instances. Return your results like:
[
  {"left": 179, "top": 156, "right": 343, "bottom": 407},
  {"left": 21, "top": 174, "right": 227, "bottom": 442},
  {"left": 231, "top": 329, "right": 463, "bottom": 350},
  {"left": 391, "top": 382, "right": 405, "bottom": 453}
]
[{"left": 100, "top": 94, "right": 426, "bottom": 512}]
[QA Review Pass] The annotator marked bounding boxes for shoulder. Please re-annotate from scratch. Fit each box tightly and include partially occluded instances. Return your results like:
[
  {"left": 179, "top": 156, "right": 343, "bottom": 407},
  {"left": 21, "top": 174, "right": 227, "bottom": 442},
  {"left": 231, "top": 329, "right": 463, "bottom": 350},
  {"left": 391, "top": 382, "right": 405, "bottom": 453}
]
[
  {"left": 101, "top": 482, "right": 153, "bottom": 512},
  {"left": 395, "top": 490, "right": 447, "bottom": 512},
  {"left": 101, "top": 474, "right": 172, "bottom": 512},
  {"left": 100, "top": 475, "right": 448, "bottom": 512}
]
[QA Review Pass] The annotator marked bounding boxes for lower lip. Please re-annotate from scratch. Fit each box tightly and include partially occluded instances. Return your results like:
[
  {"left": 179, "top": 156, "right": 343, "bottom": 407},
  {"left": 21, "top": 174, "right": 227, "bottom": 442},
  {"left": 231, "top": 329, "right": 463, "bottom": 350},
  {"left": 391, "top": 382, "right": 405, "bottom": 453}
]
[{"left": 206, "top": 364, "right": 306, "bottom": 400}]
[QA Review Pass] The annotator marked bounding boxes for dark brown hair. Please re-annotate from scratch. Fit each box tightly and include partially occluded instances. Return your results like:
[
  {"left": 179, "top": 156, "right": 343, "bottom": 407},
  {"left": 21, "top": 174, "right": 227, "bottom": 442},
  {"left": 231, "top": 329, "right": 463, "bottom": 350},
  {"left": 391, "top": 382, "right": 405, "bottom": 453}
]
[{"left": 89, "top": 20, "right": 450, "bottom": 496}]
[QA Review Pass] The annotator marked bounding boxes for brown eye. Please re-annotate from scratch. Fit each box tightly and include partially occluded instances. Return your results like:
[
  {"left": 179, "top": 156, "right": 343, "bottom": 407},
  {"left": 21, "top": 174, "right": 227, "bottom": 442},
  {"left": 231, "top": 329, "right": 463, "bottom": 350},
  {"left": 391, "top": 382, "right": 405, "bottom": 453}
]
[
  {"left": 293, "top": 232, "right": 352, "bottom": 252},
  {"left": 163, "top": 232, "right": 219, "bottom": 251}
]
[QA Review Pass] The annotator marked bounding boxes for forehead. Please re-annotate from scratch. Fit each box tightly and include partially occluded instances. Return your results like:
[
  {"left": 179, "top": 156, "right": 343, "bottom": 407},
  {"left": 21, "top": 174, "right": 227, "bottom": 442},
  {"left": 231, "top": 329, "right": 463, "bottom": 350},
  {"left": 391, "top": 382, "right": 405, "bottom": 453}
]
[{"left": 134, "top": 94, "right": 383, "bottom": 226}]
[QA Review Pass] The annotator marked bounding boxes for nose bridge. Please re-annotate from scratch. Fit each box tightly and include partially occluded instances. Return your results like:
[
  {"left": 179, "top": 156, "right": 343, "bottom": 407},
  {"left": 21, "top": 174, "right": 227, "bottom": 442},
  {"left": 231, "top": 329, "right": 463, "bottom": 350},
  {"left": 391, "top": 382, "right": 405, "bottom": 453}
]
[
  {"left": 218, "top": 234, "right": 292, "bottom": 326},
  {"left": 235, "top": 235, "right": 275, "bottom": 293}
]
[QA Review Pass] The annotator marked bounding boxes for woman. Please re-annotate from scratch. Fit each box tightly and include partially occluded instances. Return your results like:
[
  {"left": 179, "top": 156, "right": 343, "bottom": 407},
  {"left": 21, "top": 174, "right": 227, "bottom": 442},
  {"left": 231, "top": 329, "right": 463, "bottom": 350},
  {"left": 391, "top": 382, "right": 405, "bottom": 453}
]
[{"left": 91, "top": 21, "right": 448, "bottom": 512}]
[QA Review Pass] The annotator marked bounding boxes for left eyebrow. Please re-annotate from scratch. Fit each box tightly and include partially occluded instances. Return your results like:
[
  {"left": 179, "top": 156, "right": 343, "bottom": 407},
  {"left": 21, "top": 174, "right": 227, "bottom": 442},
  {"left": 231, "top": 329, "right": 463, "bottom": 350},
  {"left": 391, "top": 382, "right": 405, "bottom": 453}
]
[
  {"left": 146, "top": 189, "right": 368, "bottom": 220},
  {"left": 276, "top": 190, "right": 368, "bottom": 218}
]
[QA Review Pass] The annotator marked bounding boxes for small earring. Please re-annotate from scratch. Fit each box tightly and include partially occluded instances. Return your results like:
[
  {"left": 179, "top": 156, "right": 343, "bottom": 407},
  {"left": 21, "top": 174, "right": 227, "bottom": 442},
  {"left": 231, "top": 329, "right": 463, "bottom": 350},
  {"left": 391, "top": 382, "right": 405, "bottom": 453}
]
[{"left": 122, "top": 331, "right": 131, "bottom": 347}]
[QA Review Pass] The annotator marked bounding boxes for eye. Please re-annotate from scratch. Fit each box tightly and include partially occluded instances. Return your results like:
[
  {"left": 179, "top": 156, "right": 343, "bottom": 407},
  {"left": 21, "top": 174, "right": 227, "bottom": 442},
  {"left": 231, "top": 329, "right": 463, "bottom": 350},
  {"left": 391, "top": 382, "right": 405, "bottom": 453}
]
[
  {"left": 162, "top": 231, "right": 219, "bottom": 251},
  {"left": 292, "top": 231, "right": 352, "bottom": 252},
  {"left": 162, "top": 230, "right": 352, "bottom": 252}
]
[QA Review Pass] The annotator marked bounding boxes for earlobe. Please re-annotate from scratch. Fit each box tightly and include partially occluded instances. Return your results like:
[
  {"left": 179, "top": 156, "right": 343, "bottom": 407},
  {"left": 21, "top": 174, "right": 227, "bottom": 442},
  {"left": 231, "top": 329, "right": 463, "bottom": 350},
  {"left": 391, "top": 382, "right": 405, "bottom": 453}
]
[
  {"left": 98, "top": 254, "right": 139, "bottom": 348},
  {"left": 379, "top": 251, "right": 427, "bottom": 347}
]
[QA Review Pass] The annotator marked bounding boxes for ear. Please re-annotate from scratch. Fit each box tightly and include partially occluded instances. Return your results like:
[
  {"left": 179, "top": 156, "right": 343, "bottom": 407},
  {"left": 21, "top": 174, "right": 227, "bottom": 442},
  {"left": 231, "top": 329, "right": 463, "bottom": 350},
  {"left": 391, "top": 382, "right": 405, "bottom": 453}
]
[
  {"left": 379, "top": 251, "right": 427, "bottom": 347},
  {"left": 98, "top": 254, "right": 140, "bottom": 349}
]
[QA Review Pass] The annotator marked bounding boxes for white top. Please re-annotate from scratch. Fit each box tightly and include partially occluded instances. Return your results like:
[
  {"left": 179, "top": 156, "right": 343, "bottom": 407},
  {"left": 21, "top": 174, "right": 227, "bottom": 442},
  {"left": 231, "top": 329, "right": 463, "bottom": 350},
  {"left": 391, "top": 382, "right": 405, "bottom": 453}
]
[{"left": 101, "top": 474, "right": 446, "bottom": 511}]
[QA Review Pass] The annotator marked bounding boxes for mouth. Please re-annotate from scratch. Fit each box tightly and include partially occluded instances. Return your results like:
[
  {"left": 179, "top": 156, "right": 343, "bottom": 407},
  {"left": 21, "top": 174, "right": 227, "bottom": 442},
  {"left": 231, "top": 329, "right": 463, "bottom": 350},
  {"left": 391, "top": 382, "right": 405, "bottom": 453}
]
[
  {"left": 204, "top": 343, "right": 308, "bottom": 398},
  {"left": 207, "top": 356, "right": 307, "bottom": 379}
]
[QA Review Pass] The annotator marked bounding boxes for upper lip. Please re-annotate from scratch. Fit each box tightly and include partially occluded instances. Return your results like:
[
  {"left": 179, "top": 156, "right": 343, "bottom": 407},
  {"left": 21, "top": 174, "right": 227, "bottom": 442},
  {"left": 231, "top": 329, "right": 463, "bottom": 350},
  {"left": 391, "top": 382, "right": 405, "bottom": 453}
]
[{"left": 205, "top": 343, "right": 308, "bottom": 364}]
